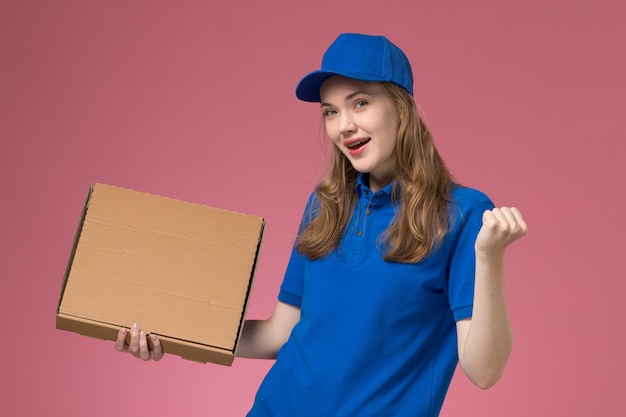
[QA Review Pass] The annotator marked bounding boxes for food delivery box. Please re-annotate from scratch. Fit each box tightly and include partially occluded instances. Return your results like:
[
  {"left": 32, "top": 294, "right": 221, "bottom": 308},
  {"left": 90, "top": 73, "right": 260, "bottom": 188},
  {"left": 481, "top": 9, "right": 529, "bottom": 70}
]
[{"left": 56, "top": 183, "right": 265, "bottom": 365}]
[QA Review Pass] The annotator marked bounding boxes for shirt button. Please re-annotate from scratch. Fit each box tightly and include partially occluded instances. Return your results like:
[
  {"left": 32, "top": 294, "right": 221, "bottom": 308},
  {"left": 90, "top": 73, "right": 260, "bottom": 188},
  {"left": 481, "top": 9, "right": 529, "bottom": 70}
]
[
  {"left": 356, "top": 231, "right": 362, "bottom": 236},
  {"left": 366, "top": 209, "right": 372, "bottom": 215}
]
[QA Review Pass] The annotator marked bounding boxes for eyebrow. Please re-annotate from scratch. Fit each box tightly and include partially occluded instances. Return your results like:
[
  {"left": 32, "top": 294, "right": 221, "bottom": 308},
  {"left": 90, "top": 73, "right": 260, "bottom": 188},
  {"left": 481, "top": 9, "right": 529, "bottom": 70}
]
[{"left": 320, "top": 90, "right": 373, "bottom": 107}]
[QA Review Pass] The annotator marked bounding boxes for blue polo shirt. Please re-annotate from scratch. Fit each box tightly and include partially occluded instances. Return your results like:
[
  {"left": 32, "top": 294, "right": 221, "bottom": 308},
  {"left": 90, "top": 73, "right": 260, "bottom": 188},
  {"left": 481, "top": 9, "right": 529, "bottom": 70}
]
[{"left": 247, "top": 175, "right": 494, "bottom": 417}]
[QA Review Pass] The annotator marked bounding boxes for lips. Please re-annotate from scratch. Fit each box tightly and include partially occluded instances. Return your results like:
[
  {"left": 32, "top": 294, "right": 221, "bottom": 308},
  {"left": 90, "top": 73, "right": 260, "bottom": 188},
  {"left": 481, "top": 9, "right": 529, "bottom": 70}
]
[{"left": 345, "top": 138, "right": 371, "bottom": 154}]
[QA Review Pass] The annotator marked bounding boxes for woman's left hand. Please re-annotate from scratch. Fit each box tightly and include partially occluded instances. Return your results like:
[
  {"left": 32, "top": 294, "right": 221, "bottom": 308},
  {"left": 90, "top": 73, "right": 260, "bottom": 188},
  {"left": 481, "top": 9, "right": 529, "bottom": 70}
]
[{"left": 474, "top": 207, "right": 528, "bottom": 258}]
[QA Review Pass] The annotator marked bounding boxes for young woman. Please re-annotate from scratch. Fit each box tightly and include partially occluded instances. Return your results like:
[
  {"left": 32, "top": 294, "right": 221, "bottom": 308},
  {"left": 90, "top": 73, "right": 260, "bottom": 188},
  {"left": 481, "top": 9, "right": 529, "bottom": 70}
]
[{"left": 116, "top": 33, "right": 527, "bottom": 416}]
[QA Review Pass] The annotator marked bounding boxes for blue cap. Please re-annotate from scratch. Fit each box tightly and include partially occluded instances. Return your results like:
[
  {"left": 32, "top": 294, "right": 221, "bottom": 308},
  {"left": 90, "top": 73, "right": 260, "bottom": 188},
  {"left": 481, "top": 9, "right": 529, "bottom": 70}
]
[{"left": 296, "top": 33, "right": 414, "bottom": 102}]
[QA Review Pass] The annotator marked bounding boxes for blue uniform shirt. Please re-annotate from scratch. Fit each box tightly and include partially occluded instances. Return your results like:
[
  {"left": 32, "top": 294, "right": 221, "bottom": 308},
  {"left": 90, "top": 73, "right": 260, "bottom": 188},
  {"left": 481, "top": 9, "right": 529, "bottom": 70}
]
[{"left": 248, "top": 175, "right": 494, "bottom": 417}]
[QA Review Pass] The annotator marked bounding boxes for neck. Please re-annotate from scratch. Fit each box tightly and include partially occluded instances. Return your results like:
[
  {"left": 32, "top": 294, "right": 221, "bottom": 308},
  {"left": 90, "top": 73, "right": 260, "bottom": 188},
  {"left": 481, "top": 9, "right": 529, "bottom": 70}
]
[{"left": 366, "top": 173, "right": 394, "bottom": 192}]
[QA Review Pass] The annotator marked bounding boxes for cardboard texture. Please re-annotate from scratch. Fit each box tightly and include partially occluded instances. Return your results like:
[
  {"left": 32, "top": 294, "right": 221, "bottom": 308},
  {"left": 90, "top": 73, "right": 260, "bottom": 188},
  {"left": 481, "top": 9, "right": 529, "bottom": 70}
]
[{"left": 57, "top": 184, "right": 265, "bottom": 365}]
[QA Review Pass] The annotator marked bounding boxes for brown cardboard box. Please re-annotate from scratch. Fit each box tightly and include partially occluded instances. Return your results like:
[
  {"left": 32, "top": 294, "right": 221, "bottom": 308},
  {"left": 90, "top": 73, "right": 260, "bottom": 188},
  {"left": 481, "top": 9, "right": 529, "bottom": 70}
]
[{"left": 57, "top": 183, "right": 265, "bottom": 365}]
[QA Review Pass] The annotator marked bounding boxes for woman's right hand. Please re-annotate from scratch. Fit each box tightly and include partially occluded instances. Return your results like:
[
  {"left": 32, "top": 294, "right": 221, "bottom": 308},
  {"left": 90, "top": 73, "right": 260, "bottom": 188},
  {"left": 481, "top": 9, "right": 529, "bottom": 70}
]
[{"left": 115, "top": 322, "right": 164, "bottom": 361}]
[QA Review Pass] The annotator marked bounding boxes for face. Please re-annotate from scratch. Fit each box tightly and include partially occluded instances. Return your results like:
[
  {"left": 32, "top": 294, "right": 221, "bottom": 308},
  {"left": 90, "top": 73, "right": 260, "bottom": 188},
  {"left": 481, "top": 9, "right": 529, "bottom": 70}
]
[{"left": 319, "top": 76, "right": 401, "bottom": 191}]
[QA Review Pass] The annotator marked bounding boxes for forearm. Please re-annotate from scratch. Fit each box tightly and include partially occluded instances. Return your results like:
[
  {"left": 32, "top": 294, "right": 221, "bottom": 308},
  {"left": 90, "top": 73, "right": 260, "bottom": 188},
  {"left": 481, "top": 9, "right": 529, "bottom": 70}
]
[
  {"left": 236, "top": 319, "right": 285, "bottom": 359},
  {"left": 236, "top": 302, "right": 300, "bottom": 359},
  {"left": 459, "top": 251, "right": 512, "bottom": 388}
]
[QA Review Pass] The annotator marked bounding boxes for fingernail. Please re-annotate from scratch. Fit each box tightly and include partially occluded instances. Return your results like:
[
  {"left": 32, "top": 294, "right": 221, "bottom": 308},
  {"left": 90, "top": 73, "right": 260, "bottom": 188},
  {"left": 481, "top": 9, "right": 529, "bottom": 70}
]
[
  {"left": 132, "top": 322, "right": 138, "bottom": 330},
  {"left": 120, "top": 328, "right": 127, "bottom": 335}
]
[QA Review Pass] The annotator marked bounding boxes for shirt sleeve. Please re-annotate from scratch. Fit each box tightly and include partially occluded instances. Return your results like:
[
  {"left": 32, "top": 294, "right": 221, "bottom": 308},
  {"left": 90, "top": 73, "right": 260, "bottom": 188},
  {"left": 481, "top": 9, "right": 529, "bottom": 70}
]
[
  {"left": 447, "top": 187, "right": 495, "bottom": 322},
  {"left": 278, "top": 246, "right": 306, "bottom": 307},
  {"left": 277, "top": 192, "right": 318, "bottom": 307}
]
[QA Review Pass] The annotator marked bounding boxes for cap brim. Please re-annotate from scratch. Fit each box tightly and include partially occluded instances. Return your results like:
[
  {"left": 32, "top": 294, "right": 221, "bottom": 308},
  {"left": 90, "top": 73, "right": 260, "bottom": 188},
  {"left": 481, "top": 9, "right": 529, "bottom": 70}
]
[{"left": 295, "top": 71, "right": 337, "bottom": 102}]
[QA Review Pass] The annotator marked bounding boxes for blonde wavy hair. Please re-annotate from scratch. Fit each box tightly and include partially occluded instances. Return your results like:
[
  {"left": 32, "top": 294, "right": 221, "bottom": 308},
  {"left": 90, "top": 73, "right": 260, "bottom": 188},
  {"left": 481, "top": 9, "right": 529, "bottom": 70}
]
[{"left": 296, "top": 82, "right": 454, "bottom": 264}]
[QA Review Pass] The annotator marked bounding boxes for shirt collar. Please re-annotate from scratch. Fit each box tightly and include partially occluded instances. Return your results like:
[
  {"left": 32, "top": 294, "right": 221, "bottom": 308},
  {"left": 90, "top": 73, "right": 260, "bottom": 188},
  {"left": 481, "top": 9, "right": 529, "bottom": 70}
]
[{"left": 355, "top": 173, "right": 395, "bottom": 201}]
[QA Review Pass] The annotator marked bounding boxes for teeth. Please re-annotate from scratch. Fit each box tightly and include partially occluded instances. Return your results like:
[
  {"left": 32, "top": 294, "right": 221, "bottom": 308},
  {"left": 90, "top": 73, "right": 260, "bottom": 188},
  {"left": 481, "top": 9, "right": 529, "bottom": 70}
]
[{"left": 348, "top": 139, "right": 369, "bottom": 149}]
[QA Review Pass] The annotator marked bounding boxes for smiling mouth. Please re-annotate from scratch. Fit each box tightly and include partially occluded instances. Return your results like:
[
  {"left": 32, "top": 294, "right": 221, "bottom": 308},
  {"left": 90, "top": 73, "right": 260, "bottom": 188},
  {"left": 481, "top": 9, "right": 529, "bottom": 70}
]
[{"left": 346, "top": 138, "right": 371, "bottom": 151}]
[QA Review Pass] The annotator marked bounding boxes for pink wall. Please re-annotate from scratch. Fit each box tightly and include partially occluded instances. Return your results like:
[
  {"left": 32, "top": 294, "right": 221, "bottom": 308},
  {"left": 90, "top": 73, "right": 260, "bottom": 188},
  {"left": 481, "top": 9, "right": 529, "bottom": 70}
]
[{"left": 1, "top": 1, "right": 624, "bottom": 415}]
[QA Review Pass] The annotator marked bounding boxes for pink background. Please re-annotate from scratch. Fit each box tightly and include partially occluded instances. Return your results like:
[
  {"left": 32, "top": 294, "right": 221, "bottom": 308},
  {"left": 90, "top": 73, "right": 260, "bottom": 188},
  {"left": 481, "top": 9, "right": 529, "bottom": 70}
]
[{"left": 1, "top": 1, "right": 624, "bottom": 415}]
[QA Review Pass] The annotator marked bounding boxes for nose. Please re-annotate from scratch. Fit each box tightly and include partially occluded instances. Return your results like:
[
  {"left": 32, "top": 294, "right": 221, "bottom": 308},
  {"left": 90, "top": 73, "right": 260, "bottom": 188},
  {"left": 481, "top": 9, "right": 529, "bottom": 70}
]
[{"left": 338, "top": 112, "right": 357, "bottom": 136}]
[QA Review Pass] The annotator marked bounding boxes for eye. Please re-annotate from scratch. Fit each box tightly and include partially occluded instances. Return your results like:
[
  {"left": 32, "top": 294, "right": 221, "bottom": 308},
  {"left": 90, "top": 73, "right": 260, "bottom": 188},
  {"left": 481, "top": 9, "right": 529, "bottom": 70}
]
[
  {"left": 322, "top": 108, "right": 336, "bottom": 117},
  {"left": 354, "top": 100, "right": 368, "bottom": 109}
]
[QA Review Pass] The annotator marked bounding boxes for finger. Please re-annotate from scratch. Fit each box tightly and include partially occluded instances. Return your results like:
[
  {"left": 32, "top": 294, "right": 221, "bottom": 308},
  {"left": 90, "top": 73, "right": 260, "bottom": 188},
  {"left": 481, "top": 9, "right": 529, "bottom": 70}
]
[
  {"left": 490, "top": 207, "right": 510, "bottom": 225},
  {"left": 498, "top": 207, "right": 526, "bottom": 239},
  {"left": 115, "top": 328, "right": 128, "bottom": 352},
  {"left": 483, "top": 208, "right": 509, "bottom": 233},
  {"left": 139, "top": 331, "right": 151, "bottom": 361},
  {"left": 482, "top": 209, "right": 496, "bottom": 225},
  {"left": 510, "top": 207, "right": 528, "bottom": 234},
  {"left": 129, "top": 322, "right": 140, "bottom": 356},
  {"left": 150, "top": 334, "right": 164, "bottom": 361},
  {"left": 493, "top": 207, "right": 523, "bottom": 233},
  {"left": 497, "top": 207, "right": 528, "bottom": 245},
  {"left": 498, "top": 207, "right": 519, "bottom": 229}
]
